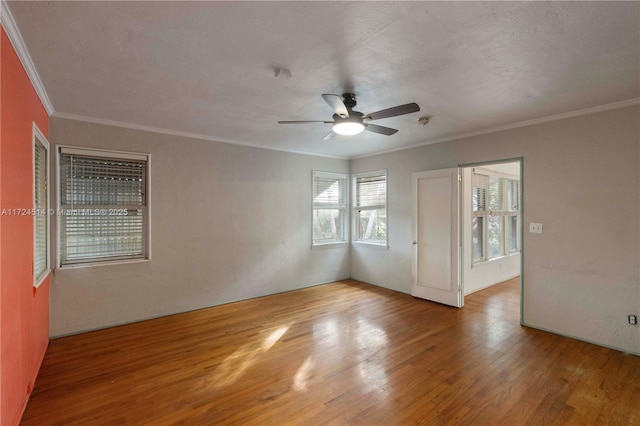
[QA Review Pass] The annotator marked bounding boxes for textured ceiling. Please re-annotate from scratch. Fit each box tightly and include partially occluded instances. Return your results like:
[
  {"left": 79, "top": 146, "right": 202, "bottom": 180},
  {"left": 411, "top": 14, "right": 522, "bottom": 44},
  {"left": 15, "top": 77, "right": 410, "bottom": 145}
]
[{"left": 7, "top": 1, "right": 640, "bottom": 158}]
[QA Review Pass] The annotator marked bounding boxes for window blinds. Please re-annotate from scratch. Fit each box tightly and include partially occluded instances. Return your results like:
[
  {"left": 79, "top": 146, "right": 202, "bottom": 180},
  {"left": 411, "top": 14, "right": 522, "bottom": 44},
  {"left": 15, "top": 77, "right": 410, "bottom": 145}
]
[
  {"left": 472, "top": 173, "right": 518, "bottom": 216},
  {"left": 59, "top": 152, "right": 147, "bottom": 265},
  {"left": 313, "top": 174, "right": 346, "bottom": 207},
  {"left": 472, "top": 173, "right": 488, "bottom": 213},
  {"left": 34, "top": 140, "right": 48, "bottom": 280},
  {"left": 355, "top": 172, "right": 386, "bottom": 209},
  {"left": 507, "top": 179, "right": 519, "bottom": 211},
  {"left": 471, "top": 171, "right": 520, "bottom": 261}
]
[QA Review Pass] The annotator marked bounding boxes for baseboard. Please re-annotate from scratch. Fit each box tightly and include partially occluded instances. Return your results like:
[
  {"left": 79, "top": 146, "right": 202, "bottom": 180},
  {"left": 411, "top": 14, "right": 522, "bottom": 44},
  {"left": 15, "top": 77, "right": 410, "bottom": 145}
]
[{"left": 520, "top": 322, "right": 639, "bottom": 357}]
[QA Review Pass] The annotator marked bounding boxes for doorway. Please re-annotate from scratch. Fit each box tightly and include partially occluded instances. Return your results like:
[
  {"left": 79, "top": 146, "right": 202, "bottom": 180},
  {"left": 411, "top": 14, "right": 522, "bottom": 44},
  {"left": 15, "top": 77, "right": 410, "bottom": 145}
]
[
  {"left": 411, "top": 159, "right": 523, "bottom": 320},
  {"left": 461, "top": 160, "right": 522, "bottom": 296}
]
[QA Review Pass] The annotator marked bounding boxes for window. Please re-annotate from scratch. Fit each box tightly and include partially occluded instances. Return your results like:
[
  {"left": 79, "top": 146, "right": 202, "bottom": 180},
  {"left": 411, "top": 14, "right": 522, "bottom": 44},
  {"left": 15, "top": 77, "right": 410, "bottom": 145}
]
[
  {"left": 353, "top": 170, "right": 387, "bottom": 245},
  {"left": 58, "top": 147, "right": 148, "bottom": 266},
  {"left": 504, "top": 179, "right": 520, "bottom": 254},
  {"left": 471, "top": 173, "right": 487, "bottom": 262},
  {"left": 472, "top": 169, "right": 520, "bottom": 263},
  {"left": 312, "top": 171, "right": 347, "bottom": 245},
  {"left": 33, "top": 125, "right": 49, "bottom": 286}
]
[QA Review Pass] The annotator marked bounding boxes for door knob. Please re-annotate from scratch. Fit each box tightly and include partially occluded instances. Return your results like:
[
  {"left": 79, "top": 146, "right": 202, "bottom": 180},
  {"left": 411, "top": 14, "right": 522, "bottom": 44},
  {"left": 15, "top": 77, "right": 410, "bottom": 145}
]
[{"left": 412, "top": 240, "right": 418, "bottom": 245}]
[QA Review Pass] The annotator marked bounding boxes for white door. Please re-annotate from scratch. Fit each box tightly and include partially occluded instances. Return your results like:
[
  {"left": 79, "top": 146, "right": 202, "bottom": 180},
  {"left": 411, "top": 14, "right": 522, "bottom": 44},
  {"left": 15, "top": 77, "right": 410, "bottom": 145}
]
[{"left": 411, "top": 168, "right": 462, "bottom": 307}]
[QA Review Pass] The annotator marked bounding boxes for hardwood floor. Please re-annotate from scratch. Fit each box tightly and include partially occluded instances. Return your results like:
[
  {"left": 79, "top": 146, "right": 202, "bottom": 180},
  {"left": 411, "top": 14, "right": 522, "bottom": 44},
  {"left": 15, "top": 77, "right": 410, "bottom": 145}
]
[{"left": 22, "top": 278, "right": 639, "bottom": 425}]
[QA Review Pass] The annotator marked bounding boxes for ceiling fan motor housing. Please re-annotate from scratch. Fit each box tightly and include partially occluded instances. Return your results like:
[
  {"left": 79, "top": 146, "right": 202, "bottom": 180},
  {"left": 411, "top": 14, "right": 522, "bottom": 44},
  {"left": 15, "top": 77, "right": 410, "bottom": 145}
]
[
  {"left": 333, "top": 110, "right": 364, "bottom": 122},
  {"left": 342, "top": 93, "right": 357, "bottom": 109}
]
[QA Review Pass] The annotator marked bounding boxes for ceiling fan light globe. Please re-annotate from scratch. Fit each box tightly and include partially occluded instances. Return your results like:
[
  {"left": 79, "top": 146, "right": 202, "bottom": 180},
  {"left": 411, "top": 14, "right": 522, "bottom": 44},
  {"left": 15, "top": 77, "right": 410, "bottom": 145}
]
[{"left": 333, "top": 121, "right": 365, "bottom": 136}]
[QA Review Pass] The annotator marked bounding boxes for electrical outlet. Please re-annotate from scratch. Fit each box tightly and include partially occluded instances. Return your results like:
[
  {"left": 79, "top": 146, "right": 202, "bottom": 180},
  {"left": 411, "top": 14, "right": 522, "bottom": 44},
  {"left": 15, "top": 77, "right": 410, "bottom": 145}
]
[
  {"left": 629, "top": 315, "right": 637, "bottom": 325},
  {"left": 529, "top": 222, "right": 543, "bottom": 234}
]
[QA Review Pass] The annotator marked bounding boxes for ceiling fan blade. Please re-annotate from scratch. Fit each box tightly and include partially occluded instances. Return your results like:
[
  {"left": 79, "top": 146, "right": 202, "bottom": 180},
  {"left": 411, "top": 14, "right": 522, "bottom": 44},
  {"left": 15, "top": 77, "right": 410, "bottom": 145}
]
[
  {"left": 364, "top": 123, "right": 398, "bottom": 136},
  {"left": 322, "top": 94, "right": 349, "bottom": 118},
  {"left": 365, "top": 103, "right": 420, "bottom": 121},
  {"left": 278, "top": 120, "right": 333, "bottom": 124},
  {"left": 322, "top": 130, "right": 336, "bottom": 141}
]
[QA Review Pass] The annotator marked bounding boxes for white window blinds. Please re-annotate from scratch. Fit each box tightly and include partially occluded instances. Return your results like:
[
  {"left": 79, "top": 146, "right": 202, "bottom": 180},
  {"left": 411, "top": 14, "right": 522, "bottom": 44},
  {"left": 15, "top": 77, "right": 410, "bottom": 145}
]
[
  {"left": 353, "top": 170, "right": 387, "bottom": 245},
  {"left": 507, "top": 179, "right": 519, "bottom": 211},
  {"left": 472, "top": 173, "right": 488, "bottom": 214},
  {"left": 354, "top": 173, "right": 386, "bottom": 209},
  {"left": 59, "top": 149, "right": 148, "bottom": 265},
  {"left": 34, "top": 133, "right": 49, "bottom": 284},
  {"left": 473, "top": 173, "right": 519, "bottom": 216},
  {"left": 314, "top": 173, "right": 346, "bottom": 207},
  {"left": 312, "top": 171, "right": 347, "bottom": 244}
]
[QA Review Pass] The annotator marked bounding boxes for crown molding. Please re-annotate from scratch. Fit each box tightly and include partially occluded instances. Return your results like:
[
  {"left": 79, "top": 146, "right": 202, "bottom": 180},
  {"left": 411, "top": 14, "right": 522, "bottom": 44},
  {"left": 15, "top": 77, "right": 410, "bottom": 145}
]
[
  {"left": 1, "top": 0, "right": 54, "bottom": 115},
  {"left": 353, "top": 98, "right": 640, "bottom": 160},
  {"left": 54, "top": 97, "right": 639, "bottom": 162},
  {"left": 51, "top": 112, "right": 349, "bottom": 160}
]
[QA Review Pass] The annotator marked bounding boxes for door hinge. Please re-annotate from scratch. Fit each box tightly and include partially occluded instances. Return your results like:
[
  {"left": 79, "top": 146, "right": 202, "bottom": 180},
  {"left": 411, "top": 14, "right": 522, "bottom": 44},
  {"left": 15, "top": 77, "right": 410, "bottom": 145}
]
[{"left": 458, "top": 174, "right": 462, "bottom": 182}]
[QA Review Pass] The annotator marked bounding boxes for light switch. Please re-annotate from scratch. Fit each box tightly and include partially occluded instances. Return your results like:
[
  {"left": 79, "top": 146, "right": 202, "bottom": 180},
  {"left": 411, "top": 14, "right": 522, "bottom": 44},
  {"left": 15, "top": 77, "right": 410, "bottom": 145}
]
[{"left": 529, "top": 222, "right": 543, "bottom": 234}]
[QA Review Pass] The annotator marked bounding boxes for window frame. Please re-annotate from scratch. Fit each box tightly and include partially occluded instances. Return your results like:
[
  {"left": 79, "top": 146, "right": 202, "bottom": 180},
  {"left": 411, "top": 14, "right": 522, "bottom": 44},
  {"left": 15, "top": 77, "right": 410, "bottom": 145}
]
[
  {"left": 352, "top": 169, "right": 388, "bottom": 247},
  {"left": 471, "top": 168, "right": 520, "bottom": 264},
  {"left": 503, "top": 178, "right": 520, "bottom": 255},
  {"left": 56, "top": 146, "right": 150, "bottom": 268},
  {"left": 33, "top": 124, "right": 50, "bottom": 287},
  {"left": 312, "top": 171, "right": 348, "bottom": 246}
]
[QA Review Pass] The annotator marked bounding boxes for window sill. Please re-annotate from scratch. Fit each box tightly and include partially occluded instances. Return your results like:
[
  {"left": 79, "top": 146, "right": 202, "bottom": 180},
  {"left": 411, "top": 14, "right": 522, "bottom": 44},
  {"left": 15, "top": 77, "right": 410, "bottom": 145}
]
[
  {"left": 352, "top": 241, "right": 389, "bottom": 250},
  {"left": 34, "top": 269, "right": 51, "bottom": 288},
  {"left": 58, "top": 257, "right": 149, "bottom": 270},
  {"left": 312, "top": 241, "right": 348, "bottom": 249},
  {"left": 472, "top": 251, "right": 520, "bottom": 267}
]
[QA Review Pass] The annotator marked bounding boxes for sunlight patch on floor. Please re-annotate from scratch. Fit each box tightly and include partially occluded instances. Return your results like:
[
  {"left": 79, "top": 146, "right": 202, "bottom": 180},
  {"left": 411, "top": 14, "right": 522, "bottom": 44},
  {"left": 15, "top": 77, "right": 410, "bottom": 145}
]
[
  {"left": 293, "top": 355, "right": 315, "bottom": 392},
  {"left": 208, "top": 324, "right": 292, "bottom": 389}
]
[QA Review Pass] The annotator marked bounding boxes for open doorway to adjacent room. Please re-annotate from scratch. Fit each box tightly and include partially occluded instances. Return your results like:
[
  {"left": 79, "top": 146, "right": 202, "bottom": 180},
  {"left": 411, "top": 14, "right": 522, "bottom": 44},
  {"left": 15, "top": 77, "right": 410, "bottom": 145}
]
[{"left": 460, "top": 159, "right": 523, "bottom": 321}]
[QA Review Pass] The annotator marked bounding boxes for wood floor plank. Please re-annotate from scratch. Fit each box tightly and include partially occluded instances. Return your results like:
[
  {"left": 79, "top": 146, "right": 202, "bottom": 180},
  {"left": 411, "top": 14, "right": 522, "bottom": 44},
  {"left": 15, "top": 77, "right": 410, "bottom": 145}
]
[{"left": 21, "top": 278, "right": 640, "bottom": 425}]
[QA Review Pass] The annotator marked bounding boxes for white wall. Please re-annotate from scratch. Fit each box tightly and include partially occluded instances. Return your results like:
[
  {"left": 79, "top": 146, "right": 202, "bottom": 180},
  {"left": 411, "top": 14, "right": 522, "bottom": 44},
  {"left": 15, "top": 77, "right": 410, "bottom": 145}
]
[
  {"left": 351, "top": 105, "right": 640, "bottom": 354},
  {"left": 461, "top": 164, "right": 521, "bottom": 295},
  {"left": 50, "top": 106, "right": 640, "bottom": 355},
  {"left": 49, "top": 117, "right": 350, "bottom": 336}
]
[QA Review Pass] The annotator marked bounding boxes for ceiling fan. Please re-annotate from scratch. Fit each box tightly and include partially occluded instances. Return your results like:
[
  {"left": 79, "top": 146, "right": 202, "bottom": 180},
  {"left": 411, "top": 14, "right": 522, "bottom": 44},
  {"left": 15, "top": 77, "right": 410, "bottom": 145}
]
[{"left": 278, "top": 93, "right": 420, "bottom": 141}]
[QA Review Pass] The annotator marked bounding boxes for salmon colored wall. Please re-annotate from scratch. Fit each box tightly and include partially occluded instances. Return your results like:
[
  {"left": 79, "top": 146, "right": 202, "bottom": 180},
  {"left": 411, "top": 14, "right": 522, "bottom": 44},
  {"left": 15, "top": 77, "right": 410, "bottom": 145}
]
[{"left": 1, "top": 28, "right": 50, "bottom": 426}]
